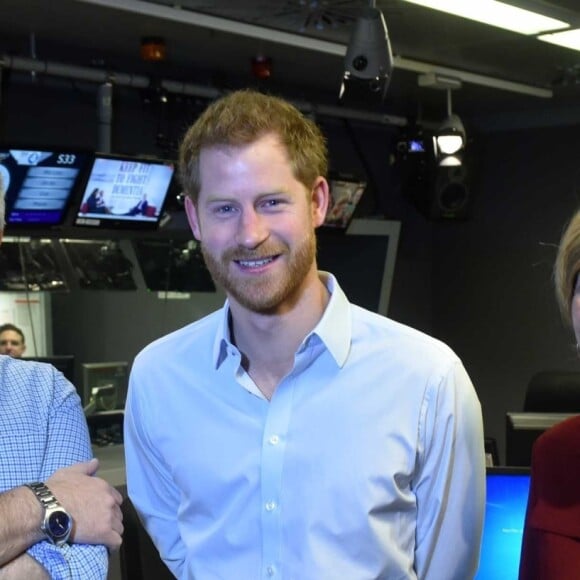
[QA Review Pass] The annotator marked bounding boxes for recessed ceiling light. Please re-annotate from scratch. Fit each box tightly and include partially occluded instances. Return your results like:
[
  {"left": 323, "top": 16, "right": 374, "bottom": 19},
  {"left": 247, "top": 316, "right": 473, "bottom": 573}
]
[{"left": 400, "top": 0, "right": 569, "bottom": 35}]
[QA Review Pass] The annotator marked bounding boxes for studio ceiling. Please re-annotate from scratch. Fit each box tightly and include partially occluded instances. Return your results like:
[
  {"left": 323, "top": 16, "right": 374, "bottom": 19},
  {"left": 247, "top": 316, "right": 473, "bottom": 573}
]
[{"left": 2, "top": 0, "right": 580, "bottom": 128}]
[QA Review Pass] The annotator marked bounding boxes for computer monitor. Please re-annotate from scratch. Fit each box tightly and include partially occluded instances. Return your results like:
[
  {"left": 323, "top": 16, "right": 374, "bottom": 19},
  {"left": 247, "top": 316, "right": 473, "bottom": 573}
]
[
  {"left": 475, "top": 466, "right": 531, "bottom": 580},
  {"left": 505, "top": 412, "right": 579, "bottom": 466},
  {"left": 22, "top": 355, "right": 75, "bottom": 386},
  {"left": 81, "top": 361, "right": 129, "bottom": 413},
  {"left": 0, "top": 147, "right": 90, "bottom": 227},
  {"left": 74, "top": 153, "right": 175, "bottom": 230},
  {"left": 322, "top": 173, "right": 367, "bottom": 230}
]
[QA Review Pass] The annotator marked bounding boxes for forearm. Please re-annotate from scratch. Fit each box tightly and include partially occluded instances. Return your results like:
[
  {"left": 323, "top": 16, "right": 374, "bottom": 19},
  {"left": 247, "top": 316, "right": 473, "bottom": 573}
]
[
  {"left": 0, "top": 487, "right": 43, "bottom": 565},
  {"left": 0, "top": 553, "right": 49, "bottom": 580}
]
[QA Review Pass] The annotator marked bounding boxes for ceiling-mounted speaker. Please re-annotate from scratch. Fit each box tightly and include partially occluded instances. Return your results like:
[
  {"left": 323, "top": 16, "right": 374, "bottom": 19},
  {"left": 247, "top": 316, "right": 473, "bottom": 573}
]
[
  {"left": 432, "top": 165, "right": 471, "bottom": 220},
  {"left": 399, "top": 156, "right": 471, "bottom": 220},
  {"left": 395, "top": 127, "right": 472, "bottom": 220}
]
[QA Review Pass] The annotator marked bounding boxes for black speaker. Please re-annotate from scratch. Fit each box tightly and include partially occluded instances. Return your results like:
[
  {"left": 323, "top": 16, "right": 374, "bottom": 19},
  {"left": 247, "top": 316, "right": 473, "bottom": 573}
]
[
  {"left": 432, "top": 165, "right": 471, "bottom": 220},
  {"left": 399, "top": 158, "right": 471, "bottom": 220}
]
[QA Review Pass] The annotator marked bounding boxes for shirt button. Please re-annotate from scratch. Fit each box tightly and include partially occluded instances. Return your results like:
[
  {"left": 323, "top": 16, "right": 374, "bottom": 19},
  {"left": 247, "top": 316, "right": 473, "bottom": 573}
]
[
  {"left": 269, "top": 435, "right": 280, "bottom": 445},
  {"left": 265, "top": 501, "right": 277, "bottom": 511},
  {"left": 267, "top": 565, "right": 276, "bottom": 576}
]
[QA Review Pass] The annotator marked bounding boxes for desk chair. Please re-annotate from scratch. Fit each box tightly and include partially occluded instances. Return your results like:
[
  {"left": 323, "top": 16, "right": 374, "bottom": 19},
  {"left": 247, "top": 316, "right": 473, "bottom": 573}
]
[
  {"left": 119, "top": 496, "right": 174, "bottom": 580},
  {"left": 524, "top": 370, "right": 580, "bottom": 412}
]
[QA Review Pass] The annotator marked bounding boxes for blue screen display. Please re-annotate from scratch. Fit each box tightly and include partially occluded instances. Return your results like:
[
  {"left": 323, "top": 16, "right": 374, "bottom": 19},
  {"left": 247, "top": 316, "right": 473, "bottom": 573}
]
[
  {"left": 475, "top": 470, "right": 531, "bottom": 580},
  {"left": 1, "top": 149, "right": 88, "bottom": 226}
]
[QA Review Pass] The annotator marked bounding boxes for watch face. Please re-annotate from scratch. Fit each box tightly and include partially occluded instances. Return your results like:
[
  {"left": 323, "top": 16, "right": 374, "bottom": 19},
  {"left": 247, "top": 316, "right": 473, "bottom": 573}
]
[{"left": 47, "top": 510, "right": 72, "bottom": 539}]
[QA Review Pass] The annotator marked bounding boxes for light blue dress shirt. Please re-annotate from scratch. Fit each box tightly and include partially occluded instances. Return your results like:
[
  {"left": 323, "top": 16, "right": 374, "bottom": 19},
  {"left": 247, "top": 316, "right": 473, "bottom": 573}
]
[
  {"left": 125, "top": 273, "right": 485, "bottom": 580},
  {"left": 0, "top": 355, "right": 108, "bottom": 579}
]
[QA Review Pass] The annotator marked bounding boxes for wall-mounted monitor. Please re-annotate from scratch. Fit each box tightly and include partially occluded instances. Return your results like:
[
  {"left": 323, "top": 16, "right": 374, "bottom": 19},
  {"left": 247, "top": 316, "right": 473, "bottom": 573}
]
[
  {"left": 74, "top": 154, "right": 175, "bottom": 230},
  {"left": 0, "top": 148, "right": 89, "bottom": 227},
  {"left": 323, "top": 173, "right": 367, "bottom": 230}
]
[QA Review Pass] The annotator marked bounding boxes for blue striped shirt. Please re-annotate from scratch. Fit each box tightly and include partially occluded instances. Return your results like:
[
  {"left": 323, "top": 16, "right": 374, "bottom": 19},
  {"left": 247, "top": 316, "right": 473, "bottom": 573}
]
[{"left": 0, "top": 355, "right": 107, "bottom": 579}]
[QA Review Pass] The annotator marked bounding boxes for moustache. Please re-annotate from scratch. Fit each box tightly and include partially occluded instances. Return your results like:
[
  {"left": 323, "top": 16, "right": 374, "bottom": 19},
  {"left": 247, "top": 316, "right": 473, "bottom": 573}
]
[{"left": 222, "top": 245, "right": 288, "bottom": 261}]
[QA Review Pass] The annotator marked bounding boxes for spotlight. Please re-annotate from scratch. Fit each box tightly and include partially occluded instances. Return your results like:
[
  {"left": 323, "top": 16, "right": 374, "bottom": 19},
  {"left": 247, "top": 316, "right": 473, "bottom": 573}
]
[
  {"left": 339, "top": 5, "right": 394, "bottom": 102},
  {"left": 435, "top": 90, "right": 466, "bottom": 165},
  {"left": 437, "top": 114, "right": 465, "bottom": 156}
]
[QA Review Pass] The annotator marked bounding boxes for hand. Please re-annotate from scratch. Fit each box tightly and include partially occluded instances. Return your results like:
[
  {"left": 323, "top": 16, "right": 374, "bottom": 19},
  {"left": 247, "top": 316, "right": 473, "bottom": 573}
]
[{"left": 46, "top": 459, "right": 124, "bottom": 550}]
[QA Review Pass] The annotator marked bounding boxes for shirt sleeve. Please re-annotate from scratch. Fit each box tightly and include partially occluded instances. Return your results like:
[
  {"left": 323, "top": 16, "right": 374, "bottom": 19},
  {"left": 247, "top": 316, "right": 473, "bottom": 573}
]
[
  {"left": 413, "top": 360, "right": 486, "bottom": 580},
  {"left": 26, "top": 368, "right": 109, "bottom": 580},
  {"left": 124, "top": 368, "right": 186, "bottom": 577}
]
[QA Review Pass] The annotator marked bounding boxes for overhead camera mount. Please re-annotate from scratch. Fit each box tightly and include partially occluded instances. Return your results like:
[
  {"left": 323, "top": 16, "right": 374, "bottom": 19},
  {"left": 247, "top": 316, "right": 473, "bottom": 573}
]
[{"left": 339, "top": 2, "right": 394, "bottom": 102}]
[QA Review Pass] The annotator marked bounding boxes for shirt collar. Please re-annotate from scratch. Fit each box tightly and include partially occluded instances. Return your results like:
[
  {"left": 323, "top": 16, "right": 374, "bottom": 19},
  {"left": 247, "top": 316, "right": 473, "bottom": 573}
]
[
  {"left": 310, "top": 272, "right": 351, "bottom": 367},
  {"left": 212, "top": 272, "right": 351, "bottom": 369}
]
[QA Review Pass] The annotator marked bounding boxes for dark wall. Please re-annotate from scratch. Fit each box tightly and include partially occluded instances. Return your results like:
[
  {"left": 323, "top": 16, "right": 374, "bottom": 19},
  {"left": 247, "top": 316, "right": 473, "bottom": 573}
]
[
  {"left": 3, "top": 76, "right": 578, "bottom": 462},
  {"left": 431, "top": 126, "right": 580, "bottom": 461}
]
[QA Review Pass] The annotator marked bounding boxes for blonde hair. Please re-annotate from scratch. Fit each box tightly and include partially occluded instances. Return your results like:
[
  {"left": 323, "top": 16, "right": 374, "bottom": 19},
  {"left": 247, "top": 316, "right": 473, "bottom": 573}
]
[
  {"left": 554, "top": 209, "right": 580, "bottom": 325},
  {"left": 178, "top": 89, "right": 328, "bottom": 203}
]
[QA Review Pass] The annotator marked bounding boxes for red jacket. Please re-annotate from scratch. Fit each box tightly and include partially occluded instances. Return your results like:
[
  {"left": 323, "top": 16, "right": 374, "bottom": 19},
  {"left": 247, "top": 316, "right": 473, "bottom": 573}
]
[{"left": 519, "top": 415, "right": 580, "bottom": 579}]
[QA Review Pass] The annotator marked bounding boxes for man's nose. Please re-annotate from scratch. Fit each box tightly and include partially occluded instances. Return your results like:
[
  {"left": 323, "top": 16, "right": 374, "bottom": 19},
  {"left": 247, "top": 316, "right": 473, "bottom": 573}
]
[{"left": 235, "top": 209, "right": 269, "bottom": 248}]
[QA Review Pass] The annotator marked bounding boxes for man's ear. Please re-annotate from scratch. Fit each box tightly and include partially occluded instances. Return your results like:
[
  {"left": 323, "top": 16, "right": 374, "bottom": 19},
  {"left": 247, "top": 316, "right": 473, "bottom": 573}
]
[
  {"left": 184, "top": 197, "right": 201, "bottom": 241},
  {"left": 311, "top": 177, "right": 330, "bottom": 228}
]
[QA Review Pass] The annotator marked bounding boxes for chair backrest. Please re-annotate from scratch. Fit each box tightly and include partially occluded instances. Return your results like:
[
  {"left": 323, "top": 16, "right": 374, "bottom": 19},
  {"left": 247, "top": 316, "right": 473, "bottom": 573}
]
[
  {"left": 119, "top": 495, "right": 174, "bottom": 580},
  {"left": 524, "top": 370, "right": 580, "bottom": 412}
]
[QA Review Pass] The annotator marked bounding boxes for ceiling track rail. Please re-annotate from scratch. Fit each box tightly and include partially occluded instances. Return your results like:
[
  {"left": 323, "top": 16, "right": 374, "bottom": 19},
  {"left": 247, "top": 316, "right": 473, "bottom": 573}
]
[
  {"left": 0, "top": 54, "right": 408, "bottom": 127},
  {"left": 73, "top": 0, "right": 553, "bottom": 99}
]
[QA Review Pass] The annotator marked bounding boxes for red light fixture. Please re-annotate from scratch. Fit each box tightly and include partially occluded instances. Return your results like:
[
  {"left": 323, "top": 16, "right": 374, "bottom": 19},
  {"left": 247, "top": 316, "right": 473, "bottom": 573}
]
[
  {"left": 251, "top": 55, "right": 272, "bottom": 80},
  {"left": 140, "top": 37, "right": 166, "bottom": 62}
]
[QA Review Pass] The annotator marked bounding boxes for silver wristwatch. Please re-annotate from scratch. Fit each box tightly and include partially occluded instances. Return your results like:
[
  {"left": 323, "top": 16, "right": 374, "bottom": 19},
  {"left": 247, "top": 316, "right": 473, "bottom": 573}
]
[{"left": 25, "top": 482, "right": 73, "bottom": 547}]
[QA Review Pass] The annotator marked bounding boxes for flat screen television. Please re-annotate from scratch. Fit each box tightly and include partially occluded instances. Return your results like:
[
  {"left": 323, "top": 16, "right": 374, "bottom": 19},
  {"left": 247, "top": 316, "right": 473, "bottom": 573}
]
[
  {"left": 0, "top": 147, "right": 89, "bottom": 227},
  {"left": 74, "top": 154, "right": 175, "bottom": 230},
  {"left": 505, "top": 411, "right": 579, "bottom": 466},
  {"left": 475, "top": 466, "right": 531, "bottom": 580},
  {"left": 323, "top": 173, "right": 367, "bottom": 230}
]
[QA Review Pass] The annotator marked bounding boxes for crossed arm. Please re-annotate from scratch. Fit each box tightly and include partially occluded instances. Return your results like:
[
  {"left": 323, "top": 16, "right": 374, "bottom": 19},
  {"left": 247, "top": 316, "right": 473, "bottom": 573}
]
[{"left": 0, "top": 459, "right": 123, "bottom": 578}]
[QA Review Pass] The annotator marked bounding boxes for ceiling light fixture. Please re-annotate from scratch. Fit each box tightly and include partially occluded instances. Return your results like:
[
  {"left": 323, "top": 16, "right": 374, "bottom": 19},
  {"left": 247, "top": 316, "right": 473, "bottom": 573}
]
[
  {"left": 75, "top": 0, "right": 554, "bottom": 98},
  {"left": 436, "top": 89, "right": 466, "bottom": 166},
  {"left": 400, "top": 0, "right": 569, "bottom": 35},
  {"left": 538, "top": 29, "right": 580, "bottom": 51}
]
